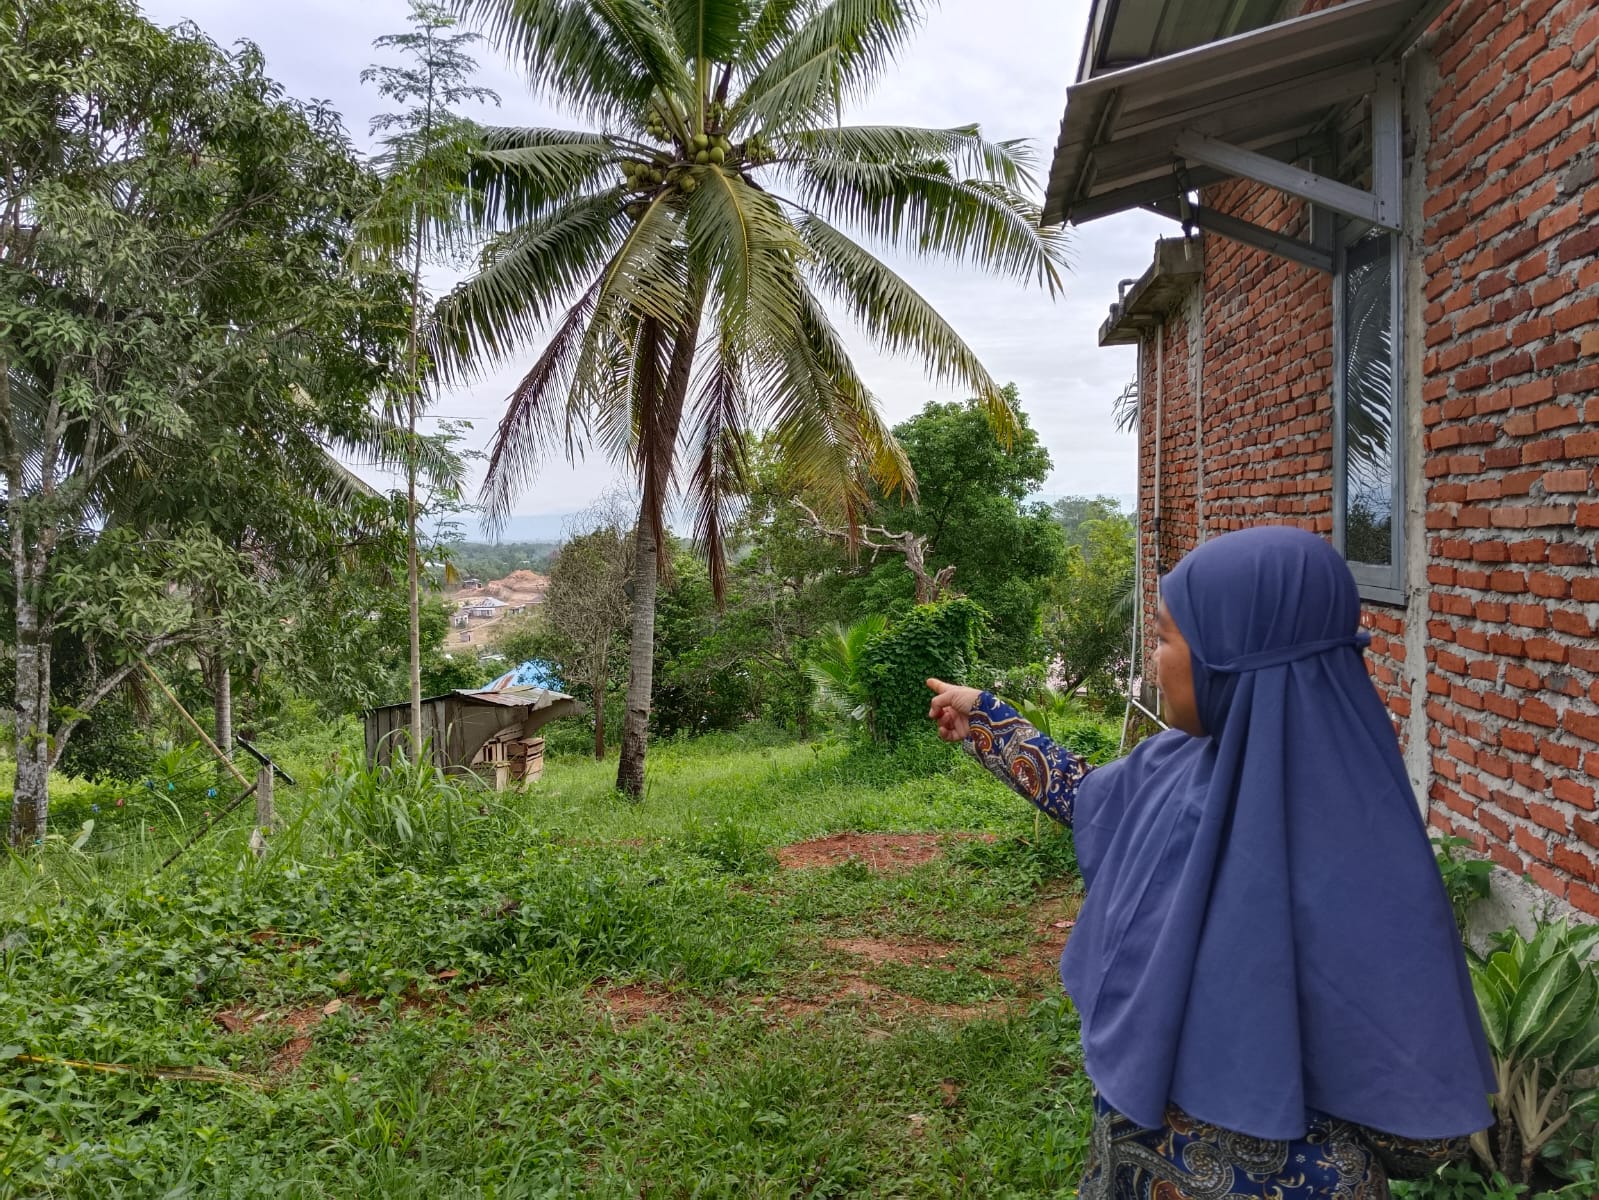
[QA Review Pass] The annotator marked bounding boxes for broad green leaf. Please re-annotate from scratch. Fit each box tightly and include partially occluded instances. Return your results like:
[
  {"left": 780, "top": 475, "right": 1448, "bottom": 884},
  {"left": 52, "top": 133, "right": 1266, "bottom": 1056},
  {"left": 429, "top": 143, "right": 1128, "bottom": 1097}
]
[
  {"left": 1522, "top": 958, "right": 1597, "bottom": 1060},
  {"left": 1508, "top": 951, "right": 1581, "bottom": 1055},
  {"left": 1557, "top": 1007, "right": 1599, "bottom": 1076},
  {"left": 1525, "top": 919, "right": 1568, "bottom": 972},
  {"left": 1488, "top": 950, "right": 1521, "bottom": 994},
  {"left": 1471, "top": 962, "right": 1512, "bottom": 1055},
  {"left": 1562, "top": 922, "right": 1599, "bottom": 962}
]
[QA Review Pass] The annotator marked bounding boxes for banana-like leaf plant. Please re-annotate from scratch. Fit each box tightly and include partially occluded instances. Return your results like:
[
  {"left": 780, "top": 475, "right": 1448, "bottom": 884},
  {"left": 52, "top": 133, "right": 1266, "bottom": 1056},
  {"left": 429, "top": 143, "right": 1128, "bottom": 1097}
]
[{"left": 1468, "top": 919, "right": 1599, "bottom": 1182}]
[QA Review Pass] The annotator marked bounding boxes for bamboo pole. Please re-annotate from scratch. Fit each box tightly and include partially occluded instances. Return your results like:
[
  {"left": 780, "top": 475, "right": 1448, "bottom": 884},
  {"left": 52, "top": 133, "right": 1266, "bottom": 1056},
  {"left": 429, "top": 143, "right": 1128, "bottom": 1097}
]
[{"left": 139, "top": 659, "right": 249, "bottom": 787}]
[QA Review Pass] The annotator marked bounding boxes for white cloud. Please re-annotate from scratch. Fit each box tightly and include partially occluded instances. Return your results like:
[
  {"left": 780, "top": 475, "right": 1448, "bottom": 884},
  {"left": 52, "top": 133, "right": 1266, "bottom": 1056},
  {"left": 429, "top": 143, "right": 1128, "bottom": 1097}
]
[{"left": 140, "top": 0, "right": 1167, "bottom": 533}]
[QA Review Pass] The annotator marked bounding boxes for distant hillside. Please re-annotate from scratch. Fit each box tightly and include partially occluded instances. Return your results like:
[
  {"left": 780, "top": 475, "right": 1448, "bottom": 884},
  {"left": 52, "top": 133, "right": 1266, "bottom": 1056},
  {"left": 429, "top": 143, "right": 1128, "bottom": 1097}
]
[{"left": 446, "top": 541, "right": 559, "bottom": 580}]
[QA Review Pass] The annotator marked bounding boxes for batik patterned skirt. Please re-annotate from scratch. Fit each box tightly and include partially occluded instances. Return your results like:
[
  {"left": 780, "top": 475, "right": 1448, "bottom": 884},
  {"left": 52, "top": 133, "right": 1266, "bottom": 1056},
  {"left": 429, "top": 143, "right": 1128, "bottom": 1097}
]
[{"left": 1077, "top": 1094, "right": 1466, "bottom": 1200}]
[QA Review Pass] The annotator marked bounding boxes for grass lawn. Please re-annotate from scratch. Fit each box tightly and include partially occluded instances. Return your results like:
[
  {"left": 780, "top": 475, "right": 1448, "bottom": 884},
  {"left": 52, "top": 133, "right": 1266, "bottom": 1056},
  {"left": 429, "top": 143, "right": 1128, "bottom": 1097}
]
[{"left": 1, "top": 732, "right": 1092, "bottom": 1197}]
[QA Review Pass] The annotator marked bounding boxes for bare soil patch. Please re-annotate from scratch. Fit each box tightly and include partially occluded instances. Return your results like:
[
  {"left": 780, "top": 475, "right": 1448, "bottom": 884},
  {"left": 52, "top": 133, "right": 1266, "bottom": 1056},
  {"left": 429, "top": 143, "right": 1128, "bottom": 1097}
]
[
  {"left": 770, "top": 891, "right": 1085, "bottom": 1024},
  {"left": 985, "top": 893, "right": 1081, "bottom": 986},
  {"left": 215, "top": 979, "right": 473, "bottom": 1075},
  {"left": 820, "top": 937, "right": 957, "bottom": 965},
  {"left": 592, "top": 983, "right": 684, "bottom": 1023},
  {"left": 775, "top": 832, "right": 992, "bottom": 873},
  {"left": 751, "top": 979, "right": 1028, "bottom": 1025},
  {"left": 271, "top": 1035, "right": 315, "bottom": 1074}
]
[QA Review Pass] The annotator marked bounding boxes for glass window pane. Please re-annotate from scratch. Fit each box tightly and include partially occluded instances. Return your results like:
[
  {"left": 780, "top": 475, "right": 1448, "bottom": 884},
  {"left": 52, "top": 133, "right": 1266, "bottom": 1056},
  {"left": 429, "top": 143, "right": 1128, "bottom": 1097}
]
[{"left": 1342, "top": 231, "right": 1395, "bottom": 567}]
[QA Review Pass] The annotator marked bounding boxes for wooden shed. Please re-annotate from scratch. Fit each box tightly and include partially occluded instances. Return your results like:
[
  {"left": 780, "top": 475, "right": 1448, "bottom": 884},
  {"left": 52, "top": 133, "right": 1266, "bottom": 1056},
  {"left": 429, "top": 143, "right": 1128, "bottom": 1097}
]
[{"left": 363, "top": 685, "right": 585, "bottom": 789}]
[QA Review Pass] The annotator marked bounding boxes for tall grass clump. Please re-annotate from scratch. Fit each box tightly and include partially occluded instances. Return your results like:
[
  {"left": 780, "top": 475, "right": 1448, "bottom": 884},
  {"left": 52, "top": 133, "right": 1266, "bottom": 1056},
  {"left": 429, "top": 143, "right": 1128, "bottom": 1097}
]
[{"left": 318, "top": 746, "right": 512, "bottom": 869}]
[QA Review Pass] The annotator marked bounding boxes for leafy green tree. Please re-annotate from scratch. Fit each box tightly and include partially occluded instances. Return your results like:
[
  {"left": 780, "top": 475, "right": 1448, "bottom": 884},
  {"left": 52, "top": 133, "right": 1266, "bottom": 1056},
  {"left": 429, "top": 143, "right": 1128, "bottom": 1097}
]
[
  {"left": 442, "top": 541, "right": 559, "bottom": 581},
  {"left": 1044, "top": 509, "right": 1136, "bottom": 701},
  {"left": 1, "top": 1, "right": 404, "bottom": 844},
  {"left": 430, "top": 0, "right": 1067, "bottom": 796},
  {"left": 832, "top": 392, "right": 1066, "bottom": 665},
  {"left": 650, "top": 547, "right": 747, "bottom": 737},
  {"left": 1052, "top": 494, "right": 1125, "bottom": 552},
  {"left": 362, "top": 0, "right": 499, "bottom": 752}
]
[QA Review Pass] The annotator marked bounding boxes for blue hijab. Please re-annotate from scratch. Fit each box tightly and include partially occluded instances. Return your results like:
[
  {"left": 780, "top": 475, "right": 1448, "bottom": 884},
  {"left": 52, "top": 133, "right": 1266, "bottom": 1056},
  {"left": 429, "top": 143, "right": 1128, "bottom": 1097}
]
[{"left": 1060, "top": 526, "right": 1493, "bottom": 1140}]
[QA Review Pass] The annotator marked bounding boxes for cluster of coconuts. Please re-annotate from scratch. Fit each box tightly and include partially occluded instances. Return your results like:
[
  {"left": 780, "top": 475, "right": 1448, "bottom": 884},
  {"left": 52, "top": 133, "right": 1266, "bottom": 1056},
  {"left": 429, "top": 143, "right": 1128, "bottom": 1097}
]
[
  {"left": 743, "top": 133, "right": 773, "bottom": 165},
  {"left": 620, "top": 99, "right": 773, "bottom": 210},
  {"left": 689, "top": 131, "right": 730, "bottom": 166},
  {"left": 620, "top": 157, "right": 670, "bottom": 193}
]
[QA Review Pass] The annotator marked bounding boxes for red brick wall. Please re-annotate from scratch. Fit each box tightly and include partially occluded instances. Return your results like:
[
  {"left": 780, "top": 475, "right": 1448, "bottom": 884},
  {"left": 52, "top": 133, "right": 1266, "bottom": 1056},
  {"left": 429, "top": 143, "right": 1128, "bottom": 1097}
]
[
  {"left": 1417, "top": 0, "right": 1599, "bottom": 912},
  {"left": 1137, "top": 287, "right": 1197, "bottom": 681},
  {"left": 1133, "top": 0, "right": 1599, "bottom": 907},
  {"left": 1200, "top": 180, "right": 1335, "bottom": 537}
]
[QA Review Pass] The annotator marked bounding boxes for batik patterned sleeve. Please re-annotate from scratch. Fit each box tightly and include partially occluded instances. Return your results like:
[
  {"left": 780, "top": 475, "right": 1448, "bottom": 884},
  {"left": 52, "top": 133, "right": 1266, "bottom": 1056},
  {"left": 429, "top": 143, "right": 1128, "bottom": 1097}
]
[{"left": 964, "top": 692, "right": 1091, "bottom": 826}]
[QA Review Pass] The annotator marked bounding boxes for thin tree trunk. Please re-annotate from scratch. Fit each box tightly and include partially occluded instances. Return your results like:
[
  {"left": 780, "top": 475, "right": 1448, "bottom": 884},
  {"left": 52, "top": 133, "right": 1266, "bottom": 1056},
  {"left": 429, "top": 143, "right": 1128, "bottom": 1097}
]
[
  {"left": 213, "top": 660, "right": 233, "bottom": 759},
  {"left": 405, "top": 54, "right": 441, "bottom": 757},
  {"left": 615, "top": 311, "right": 702, "bottom": 800},
  {"left": 592, "top": 666, "right": 607, "bottom": 759},
  {"left": 6, "top": 359, "right": 52, "bottom": 845},
  {"left": 406, "top": 248, "right": 424, "bottom": 754},
  {"left": 616, "top": 522, "right": 657, "bottom": 795},
  {"left": 9, "top": 579, "right": 50, "bottom": 847}
]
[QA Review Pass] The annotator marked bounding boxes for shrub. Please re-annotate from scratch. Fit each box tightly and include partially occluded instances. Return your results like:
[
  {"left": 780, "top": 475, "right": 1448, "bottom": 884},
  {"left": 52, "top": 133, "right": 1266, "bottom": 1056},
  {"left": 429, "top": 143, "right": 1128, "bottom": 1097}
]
[{"left": 857, "top": 599, "right": 987, "bottom": 743}]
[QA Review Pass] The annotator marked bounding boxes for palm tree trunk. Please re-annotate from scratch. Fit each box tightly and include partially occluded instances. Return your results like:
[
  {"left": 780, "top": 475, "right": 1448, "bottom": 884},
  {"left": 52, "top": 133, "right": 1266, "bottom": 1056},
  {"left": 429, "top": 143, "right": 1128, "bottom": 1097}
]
[
  {"left": 616, "top": 313, "right": 702, "bottom": 799},
  {"left": 616, "top": 522, "right": 658, "bottom": 795}
]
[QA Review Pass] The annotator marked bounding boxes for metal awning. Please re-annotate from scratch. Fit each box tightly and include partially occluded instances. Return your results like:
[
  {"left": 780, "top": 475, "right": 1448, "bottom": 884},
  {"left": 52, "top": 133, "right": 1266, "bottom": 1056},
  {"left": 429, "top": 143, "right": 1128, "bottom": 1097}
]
[
  {"left": 1077, "top": 0, "right": 1299, "bottom": 82},
  {"left": 1044, "top": 0, "right": 1432, "bottom": 234}
]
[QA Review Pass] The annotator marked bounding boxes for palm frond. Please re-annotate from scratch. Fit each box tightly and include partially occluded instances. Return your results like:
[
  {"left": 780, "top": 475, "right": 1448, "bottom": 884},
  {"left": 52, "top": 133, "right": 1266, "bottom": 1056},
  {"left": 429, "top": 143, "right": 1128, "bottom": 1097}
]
[
  {"left": 781, "top": 124, "right": 1037, "bottom": 189},
  {"left": 1112, "top": 375, "right": 1139, "bottom": 433},
  {"left": 758, "top": 283, "right": 914, "bottom": 527},
  {"left": 731, "top": 0, "right": 929, "bottom": 131},
  {"left": 555, "top": 193, "right": 692, "bottom": 460},
  {"left": 795, "top": 211, "right": 1006, "bottom": 417},
  {"left": 633, "top": 314, "right": 682, "bottom": 546},
  {"left": 663, "top": 0, "right": 750, "bottom": 67},
  {"left": 684, "top": 320, "right": 750, "bottom": 600},
  {"left": 356, "top": 115, "right": 492, "bottom": 262},
  {"left": 428, "top": 189, "right": 626, "bottom": 384},
  {"left": 334, "top": 407, "right": 467, "bottom": 492},
  {"left": 737, "top": 0, "right": 808, "bottom": 72},
  {"left": 805, "top": 612, "right": 887, "bottom": 712},
  {"left": 478, "top": 279, "right": 605, "bottom": 529},
  {"left": 455, "top": 0, "right": 689, "bottom": 126},
  {"left": 794, "top": 161, "right": 1068, "bottom": 293},
  {"left": 687, "top": 165, "right": 806, "bottom": 354},
  {"left": 466, "top": 125, "right": 633, "bottom": 228}
]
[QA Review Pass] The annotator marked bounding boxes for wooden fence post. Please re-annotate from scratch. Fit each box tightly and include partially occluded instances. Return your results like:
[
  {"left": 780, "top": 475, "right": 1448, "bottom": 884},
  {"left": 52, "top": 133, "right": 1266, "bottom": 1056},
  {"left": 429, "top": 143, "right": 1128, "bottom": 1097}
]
[{"left": 250, "top": 764, "right": 275, "bottom": 859}]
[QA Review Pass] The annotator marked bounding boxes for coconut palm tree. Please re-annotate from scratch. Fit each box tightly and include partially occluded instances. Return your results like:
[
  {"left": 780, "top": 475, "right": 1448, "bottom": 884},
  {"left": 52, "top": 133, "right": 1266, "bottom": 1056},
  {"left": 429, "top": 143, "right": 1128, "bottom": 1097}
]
[{"left": 431, "top": 0, "right": 1068, "bottom": 797}]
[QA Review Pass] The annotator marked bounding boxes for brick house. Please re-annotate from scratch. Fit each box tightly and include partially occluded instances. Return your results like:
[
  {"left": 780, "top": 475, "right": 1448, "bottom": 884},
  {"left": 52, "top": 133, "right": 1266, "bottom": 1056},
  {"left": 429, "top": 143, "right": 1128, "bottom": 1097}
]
[{"left": 1045, "top": 0, "right": 1598, "bottom": 920}]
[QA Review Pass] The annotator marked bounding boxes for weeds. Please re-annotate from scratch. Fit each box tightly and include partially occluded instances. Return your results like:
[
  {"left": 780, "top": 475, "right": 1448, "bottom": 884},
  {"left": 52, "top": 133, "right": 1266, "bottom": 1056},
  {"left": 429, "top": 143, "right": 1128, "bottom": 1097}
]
[{"left": 1, "top": 729, "right": 1095, "bottom": 1196}]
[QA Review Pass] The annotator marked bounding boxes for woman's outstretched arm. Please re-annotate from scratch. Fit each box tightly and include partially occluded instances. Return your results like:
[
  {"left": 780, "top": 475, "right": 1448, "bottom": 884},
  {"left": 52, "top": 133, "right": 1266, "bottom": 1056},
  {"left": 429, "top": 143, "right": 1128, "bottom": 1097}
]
[{"left": 927, "top": 680, "right": 1091, "bottom": 826}]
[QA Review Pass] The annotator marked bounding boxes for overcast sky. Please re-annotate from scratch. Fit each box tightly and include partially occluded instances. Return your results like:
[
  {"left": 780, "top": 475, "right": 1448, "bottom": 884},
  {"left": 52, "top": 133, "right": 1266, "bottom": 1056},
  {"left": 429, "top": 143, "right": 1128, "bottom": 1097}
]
[{"left": 141, "top": 0, "right": 1166, "bottom": 537}]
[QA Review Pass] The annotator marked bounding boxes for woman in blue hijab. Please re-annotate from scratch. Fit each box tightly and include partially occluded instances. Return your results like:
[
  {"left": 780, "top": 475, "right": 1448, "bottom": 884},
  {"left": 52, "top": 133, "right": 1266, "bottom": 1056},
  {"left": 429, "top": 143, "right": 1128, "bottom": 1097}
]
[{"left": 928, "top": 526, "right": 1493, "bottom": 1199}]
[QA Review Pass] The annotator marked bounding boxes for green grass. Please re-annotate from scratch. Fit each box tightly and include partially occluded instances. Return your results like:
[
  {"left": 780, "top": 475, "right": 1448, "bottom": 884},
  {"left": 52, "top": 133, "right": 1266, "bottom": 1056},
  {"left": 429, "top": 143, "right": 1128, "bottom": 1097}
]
[{"left": 1, "top": 729, "right": 1094, "bottom": 1197}]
